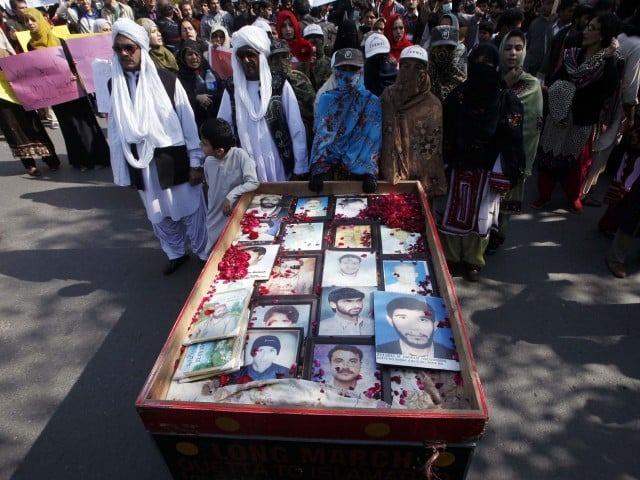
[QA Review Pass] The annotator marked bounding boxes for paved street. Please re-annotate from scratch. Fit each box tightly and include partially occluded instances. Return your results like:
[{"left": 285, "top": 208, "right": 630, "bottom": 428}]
[{"left": 1, "top": 125, "right": 638, "bottom": 480}]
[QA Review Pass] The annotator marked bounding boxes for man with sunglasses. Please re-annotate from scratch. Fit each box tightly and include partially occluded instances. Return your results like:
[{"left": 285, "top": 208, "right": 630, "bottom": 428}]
[
  {"left": 218, "top": 25, "right": 308, "bottom": 182},
  {"left": 108, "top": 18, "right": 209, "bottom": 275}
]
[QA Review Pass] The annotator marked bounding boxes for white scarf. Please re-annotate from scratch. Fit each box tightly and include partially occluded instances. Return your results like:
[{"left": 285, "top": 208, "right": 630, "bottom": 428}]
[
  {"left": 108, "top": 19, "right": 184, "bottom": 185},
  {"left": 231, "top": 26, "right": 273, "bottom": 159}
]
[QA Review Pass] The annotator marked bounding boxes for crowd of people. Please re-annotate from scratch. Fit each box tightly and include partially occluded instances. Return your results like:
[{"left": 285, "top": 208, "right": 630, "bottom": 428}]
[{"left": 0, "top": 0, "right": 639, "bottom": 279}]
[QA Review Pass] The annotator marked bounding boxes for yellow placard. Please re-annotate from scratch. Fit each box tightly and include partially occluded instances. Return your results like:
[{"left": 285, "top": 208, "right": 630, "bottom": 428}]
[
  {"left": 52, "top": 25, "right": 72, "bottom": 38},
  {"left": 15, "top": 30, "right": 30, "bottom": 53},
  {"left": 0, "top": 71, "right": 20, "bottom": 104},
  {"left": 14, "top": 25, "right": 79, "bottom": 51},
  {"left": 65, "top": 32, "right": 106, "bottom": 39}
]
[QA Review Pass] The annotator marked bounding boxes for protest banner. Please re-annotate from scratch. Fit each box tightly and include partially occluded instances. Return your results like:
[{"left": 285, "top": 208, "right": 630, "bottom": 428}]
[
  {"left": 0, "top": 47, "right": 83, "bottom": 110},
  {"left": 64, "top": 33, "right": 112, "bottom": 93}
]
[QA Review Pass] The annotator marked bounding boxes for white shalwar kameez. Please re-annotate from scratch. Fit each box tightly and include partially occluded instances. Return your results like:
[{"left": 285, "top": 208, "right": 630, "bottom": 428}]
[
  {"left": 204, "top": 147, "right": 259, "bottom": 254},
  {"left": 114, "top": 71, "right": 208, "bottom": 261},
  {"left": 218, "top": 80, "right": 308, "bottom": 182}
]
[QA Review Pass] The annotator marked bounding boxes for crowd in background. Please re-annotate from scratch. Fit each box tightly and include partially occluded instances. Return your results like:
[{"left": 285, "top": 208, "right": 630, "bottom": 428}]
[{"left": 0, "top": 0, "right": 639, "bottom": 279}]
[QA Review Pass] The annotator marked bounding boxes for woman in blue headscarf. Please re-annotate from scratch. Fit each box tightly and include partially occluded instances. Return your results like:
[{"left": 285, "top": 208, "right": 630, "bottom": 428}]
[{"left": 309, "top": 48, "right": 382, "bottom": 194}]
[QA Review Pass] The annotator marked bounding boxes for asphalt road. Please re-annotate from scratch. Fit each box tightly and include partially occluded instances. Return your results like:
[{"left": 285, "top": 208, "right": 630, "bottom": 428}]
[{"left": 1, "top": 123, "right": 638, "bottom": 480}]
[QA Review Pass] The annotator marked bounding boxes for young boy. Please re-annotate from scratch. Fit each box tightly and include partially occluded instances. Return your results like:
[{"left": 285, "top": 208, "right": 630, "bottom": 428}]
[{"left": 200, "top": 118, "right": 260, "bottom": 255}]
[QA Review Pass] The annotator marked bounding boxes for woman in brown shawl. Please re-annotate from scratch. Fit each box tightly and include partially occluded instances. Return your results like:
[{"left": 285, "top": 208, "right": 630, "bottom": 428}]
[{"left": 380, "top": 44, "right": 447, "bottom": 201}]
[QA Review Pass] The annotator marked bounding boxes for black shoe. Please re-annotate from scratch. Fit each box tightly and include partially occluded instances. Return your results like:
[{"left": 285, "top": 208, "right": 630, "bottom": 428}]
[
  {"left": 163, "top": 255, "right": 189, "bottom": 275},
  {"left": 485, "top": 232, "right": 503, "bottom": 256},
  {"left": 464, "top": 263, "right": 481, "bottom": 282}
]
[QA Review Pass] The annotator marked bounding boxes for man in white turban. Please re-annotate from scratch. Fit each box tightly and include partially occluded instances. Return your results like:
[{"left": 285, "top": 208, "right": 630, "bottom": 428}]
[
  {"left": 217, "top": 25, "right": 308, "bottom": 182},
  {"left": 108, "top": 18, "right": 208, "bottom": 275}
]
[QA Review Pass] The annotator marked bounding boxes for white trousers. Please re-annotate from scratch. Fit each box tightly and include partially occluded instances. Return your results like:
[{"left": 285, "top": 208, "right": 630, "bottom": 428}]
[{"left": 151, "top": 194, "right": 208, "bottom": 261}]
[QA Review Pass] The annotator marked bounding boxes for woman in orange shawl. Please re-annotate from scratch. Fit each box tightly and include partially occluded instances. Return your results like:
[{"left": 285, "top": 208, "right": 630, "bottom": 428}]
[{"left": 384, "top": 13, "right": 412, "bottom": 62}]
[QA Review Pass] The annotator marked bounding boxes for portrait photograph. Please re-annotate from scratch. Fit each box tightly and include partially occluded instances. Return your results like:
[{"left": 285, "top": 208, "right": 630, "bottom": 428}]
[
  {"left": 239, "top": 244, "right": 280, "bottom": 280},
  {"left": 282, "top": 222, "right": 325, "bottom": 252},
  {"left": 250, "top": 300, "right": 315, "bottom": 337},
  {"left": 235, "top": 219, "right": 281, "bottom": 244},
  {"left": 232, "top": 328, "right": 304, "bottom": 383},
  {"left": 379, "top": 226, "right": 425, "bottom": 255},
  {"left": 318, "top": 286, "right": 377, "bottom": 337},
  {"left": 246, "top": 193, "right": 291, "bottom": 219},
  {"left": 334, "top": 196, "right": 368, "bottom": 219},
  {"left": 259, "top": 256, "right": 318, "bottom": 296},
  {"left": 372, "top": 292, "right": 459, "bottom": 372},
  {"left": 321, "top": 250, "right": 378, "bottom": 287},
  {"left": 331, "top": 224, "right": 374, "bottom": 250},
  {"left": 382, "top": 260, "right": 434, "bottom": 296},
  {"left": 183, "top": 287, "right": 252, "bottom": 345},
  {"left": 304, "top": 339, "right": 382, "bottom": 400},
  {"left": 294, "top": 196, "right": 329, "bottom": 218}
]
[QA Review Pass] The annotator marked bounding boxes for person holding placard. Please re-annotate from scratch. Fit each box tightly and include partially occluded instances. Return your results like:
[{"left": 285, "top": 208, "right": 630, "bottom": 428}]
[
  {"left": 0, "top": 27, "right": 60, "bottom": 176},
  {"left": 24, "top": 7, "right": 110, "bottom": 171}
]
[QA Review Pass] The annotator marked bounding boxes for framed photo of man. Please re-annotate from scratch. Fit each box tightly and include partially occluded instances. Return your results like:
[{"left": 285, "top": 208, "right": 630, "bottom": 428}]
[
  {"left": 318, "top": 286, "right": 377, "bottom": 337},
  {"left": 259, "top": 255, "right": 319, "bottom": 296},
  {"left": 246, "top": 193, "right": 292, "bottom": 219},
  {"left": 235, "top": 219, "right": 281, "bottom": 244},
  {"left": 293, "top": 196, "right": 329, "bottom": 218},
  {"left": 331, "top": 224, "right": 374, "bottom": 250},
  {"left": 282, "top": 222, "right": 325, "bottom": 252},
  {"left": 304, "top": 338, "right": 382, "bottom": 401},
  {"left": 321, "top": 250, "right": 378, "bottom": 287},
  {"left": 232, "top": 328, "right": 304, "bottom": 383},
  {"left": 250, "top": 299, "right": 316, "bottom": 337},
  {"left": 183, "top": 287, "right": 252, "bottom": 345},
  {"left": 382, "top": 260, "right": 435, "bottom": 296},
  {"left": 372, "top": 292, "right": 459, "bottom": 371},
  {"left": 379, "top": 226, "right": 425, "bottom": 255},
  {"left": 334, "top": 196, "right": 368, "bottom": 219},
  {"left": 239, "top": 244, "right": 280, "bottom": 280}
]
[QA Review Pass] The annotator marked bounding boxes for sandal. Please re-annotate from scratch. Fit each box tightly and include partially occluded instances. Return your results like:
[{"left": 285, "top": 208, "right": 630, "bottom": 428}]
[{"left": 28, "top": 167, "right": 42, "bottom": 177}]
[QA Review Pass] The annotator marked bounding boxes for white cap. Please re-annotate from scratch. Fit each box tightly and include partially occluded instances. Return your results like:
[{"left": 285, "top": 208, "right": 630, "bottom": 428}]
[
  {"left": 399, "top": 45, "right": 429, "bottom": 64},
  {"left": 364, "top": 33, "right": 390, "bottom": 59},
  {"left": 303, "top": 23, "right": 324, "bottom": 38}
]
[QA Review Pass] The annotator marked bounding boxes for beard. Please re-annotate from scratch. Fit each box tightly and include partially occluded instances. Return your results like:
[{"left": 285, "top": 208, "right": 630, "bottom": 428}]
[{"left": 398, "top": 331, "right": 434, "bottom": 349}]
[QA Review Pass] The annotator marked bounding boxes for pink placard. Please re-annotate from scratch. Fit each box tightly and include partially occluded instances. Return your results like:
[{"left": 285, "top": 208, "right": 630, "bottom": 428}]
[
  {"left": 64, "top": 33, "right": 113, "bottom": 94},
  {"left": 0, "top": 47, "right": 83, "bottom": 111}
]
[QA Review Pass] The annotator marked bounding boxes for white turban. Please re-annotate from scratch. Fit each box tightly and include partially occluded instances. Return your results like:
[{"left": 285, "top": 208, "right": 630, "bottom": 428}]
[
  {"left": 112, "top": 18, "right": 149, "bottom": 51},
  {"left": 232, "top": 25, "right": 271, "bottom": 57},
  {"left": 230, "top": 26, "right": 273, "bottom": 164},
  {"left": 108, "top": 18, "right": 183, "bottom": 184}
]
